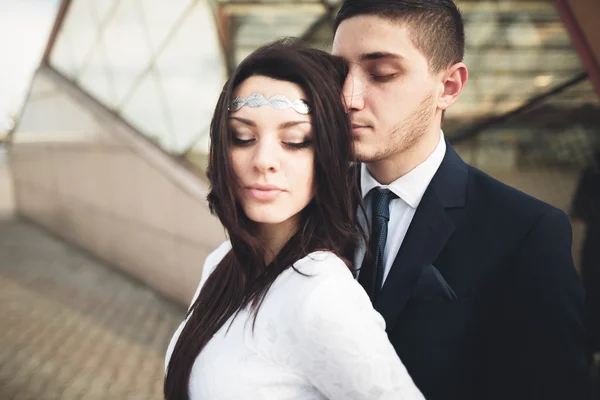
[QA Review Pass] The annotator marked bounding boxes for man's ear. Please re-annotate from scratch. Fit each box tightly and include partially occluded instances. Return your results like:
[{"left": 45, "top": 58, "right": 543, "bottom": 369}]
[{"left": 438, "top": 62, "right": 468, "bottom": 111}]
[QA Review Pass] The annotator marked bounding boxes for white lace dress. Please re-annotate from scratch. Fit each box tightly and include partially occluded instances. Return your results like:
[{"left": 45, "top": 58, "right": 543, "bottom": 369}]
[{"left": 165, "top": 241, "right": 424, "bottom": 400}]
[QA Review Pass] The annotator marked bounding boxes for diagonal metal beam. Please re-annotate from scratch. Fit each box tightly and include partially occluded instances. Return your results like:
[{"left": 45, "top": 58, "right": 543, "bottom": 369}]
[
  {"left": 319, "top": 0, "right": 338, "bottom": 25},
  {"left": 300, "top": 13, "right": 330, "bottom": 42},
  {"left": 299, "top": 0, "right": 338, "bottom": 42},
  {"left": 42, "top": 0, "right": 73, "bottom": 65},
  {"left": 451, "top": 71, "right": 590, "bottom": 144},
  {"left": 214, "top": 4, "right": 236, "bottom": 77},
  {"left": 554, "top": 0, "right": 600, "bottom": 101}
]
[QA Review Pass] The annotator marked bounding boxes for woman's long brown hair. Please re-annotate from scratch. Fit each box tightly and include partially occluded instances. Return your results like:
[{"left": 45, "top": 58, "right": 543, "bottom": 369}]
[{"left": 164, "top": 38, "right": 366, "bottom": 400}]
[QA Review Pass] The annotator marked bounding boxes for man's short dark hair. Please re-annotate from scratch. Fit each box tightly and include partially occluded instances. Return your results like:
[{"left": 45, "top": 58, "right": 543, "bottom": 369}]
[{"left": 334, "top": 0, "right": 465, "bottom": 73}]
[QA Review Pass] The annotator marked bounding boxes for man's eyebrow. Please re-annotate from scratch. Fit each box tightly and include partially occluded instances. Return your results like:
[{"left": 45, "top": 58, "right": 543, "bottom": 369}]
[{"left": 359, "top": 52, "right": 404, "bottom": 62}]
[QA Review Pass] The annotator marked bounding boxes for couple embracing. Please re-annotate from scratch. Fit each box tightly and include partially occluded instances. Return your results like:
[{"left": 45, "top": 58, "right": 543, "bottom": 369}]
[{"left": 165, "top": 1, "right": 590, "bottom": 399}]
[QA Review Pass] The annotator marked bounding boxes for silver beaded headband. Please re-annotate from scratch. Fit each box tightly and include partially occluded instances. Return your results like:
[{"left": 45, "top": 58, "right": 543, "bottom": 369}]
[{"left": 229, "top": 93, "right": 311, "bottom": 115}]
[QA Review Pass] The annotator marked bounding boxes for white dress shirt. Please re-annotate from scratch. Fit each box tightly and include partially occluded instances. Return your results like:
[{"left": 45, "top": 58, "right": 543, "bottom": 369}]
[{"left": 355, "top": 131, "right": 446, "bottom": 286}]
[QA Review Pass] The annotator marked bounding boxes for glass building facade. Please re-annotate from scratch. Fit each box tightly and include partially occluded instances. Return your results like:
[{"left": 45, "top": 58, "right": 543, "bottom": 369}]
[
  {"left": 42, "top": 0, "right": 599, "bottom": 177},
  {"left": 49, "top": 0, "right": 226, "bottom": 158}
]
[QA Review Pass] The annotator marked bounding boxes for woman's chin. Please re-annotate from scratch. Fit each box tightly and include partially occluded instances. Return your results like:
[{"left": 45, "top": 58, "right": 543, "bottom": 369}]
[{"left": 245, "top": 211, "right": 288, "bottom": 226}]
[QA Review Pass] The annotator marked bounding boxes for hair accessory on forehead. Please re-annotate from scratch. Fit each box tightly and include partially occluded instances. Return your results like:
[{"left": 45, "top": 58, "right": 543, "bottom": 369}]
[{"left": 229, "top": 93, "right": 311, "bottom": 115}]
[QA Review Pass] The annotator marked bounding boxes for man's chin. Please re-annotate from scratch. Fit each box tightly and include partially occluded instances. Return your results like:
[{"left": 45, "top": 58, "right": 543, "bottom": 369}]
[{"left": 353, "top": 142, "right": 383, "bottom": 163}]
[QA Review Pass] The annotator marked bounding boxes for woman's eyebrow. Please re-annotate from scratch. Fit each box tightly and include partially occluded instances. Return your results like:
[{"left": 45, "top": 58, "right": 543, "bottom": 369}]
[
  {"left": 278, "top": 121, "right": 311, "bottom": 129},
  {"left": 229, "top": 116, "right": 255, "bottom": 127}
]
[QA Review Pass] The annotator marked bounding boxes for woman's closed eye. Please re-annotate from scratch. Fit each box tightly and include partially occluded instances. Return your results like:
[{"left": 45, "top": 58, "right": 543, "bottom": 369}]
[
  {"left": 283, "top": 140, "right": 312, "bottom": 150},
  {"left": 233, "top": 137, "right": 313, "bottom": 150},
  {"left": 233, "top": 136, "right": 312, "bottom": 150},
  {"left": 233, "top": 137, "right": 255, "bottom": 146}
]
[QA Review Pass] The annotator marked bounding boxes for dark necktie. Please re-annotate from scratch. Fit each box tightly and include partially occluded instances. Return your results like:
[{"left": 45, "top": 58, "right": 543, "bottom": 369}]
[{"left": 358, "top": 188, "right": 397, "bottom": 303}]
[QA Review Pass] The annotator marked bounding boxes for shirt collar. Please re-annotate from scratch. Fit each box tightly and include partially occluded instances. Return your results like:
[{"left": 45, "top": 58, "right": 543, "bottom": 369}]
[{"left": 361, "top": 130, "right": 446, "bottom": 209}]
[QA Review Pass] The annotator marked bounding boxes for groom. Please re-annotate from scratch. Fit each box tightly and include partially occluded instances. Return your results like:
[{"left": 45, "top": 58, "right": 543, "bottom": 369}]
[{"left": 333, "top": 1, "right": 590, "bottom": 399}]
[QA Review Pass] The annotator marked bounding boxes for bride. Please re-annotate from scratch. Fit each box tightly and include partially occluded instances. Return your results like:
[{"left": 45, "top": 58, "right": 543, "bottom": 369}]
[{"left": 164, "top": 39, "right": 424, "bottom": 400}]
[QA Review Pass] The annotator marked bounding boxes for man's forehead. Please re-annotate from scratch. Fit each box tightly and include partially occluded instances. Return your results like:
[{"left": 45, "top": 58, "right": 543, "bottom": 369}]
[{"left": 333, "top": 16, "right": 415, "bottom": 60}]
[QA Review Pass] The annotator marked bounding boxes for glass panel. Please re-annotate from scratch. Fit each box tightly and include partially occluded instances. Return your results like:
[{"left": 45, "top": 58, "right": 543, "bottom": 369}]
[
  {"left": 0, "top": 0, "right": 60, "bottom": 134},
  {"left": 154, "top": 1, "right": 226, "bottom": 154},
  {"left": 232, "top": 11, "right": 323, "bottom": 65},
  {"left": 120, "top": 69, "right": 171, "bottom": 149},
  {"left": 77, "top": 43, "right": 116, "bottom": 108},
  {"left": 54, "top": 0, "right": 100, "bottom": 77},
  {"left": 138, "top": 0, "right": 194, "bottom": 54},
  {"left": 89, "top": 0, "right": 117, "bottom": 24},
  {"left": 49, "top": 29, "right": 77, "bottom": 80},
  {"left": 449, "top": 0, "right": 586, "bottom": 121},
  {"left": 101, "top": 0, "right": 154, "bottom": 107}
]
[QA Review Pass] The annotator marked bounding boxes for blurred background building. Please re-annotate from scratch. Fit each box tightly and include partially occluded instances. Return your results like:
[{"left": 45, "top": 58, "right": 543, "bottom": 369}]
[{"left": 1, "top": 0, "right": 599, "bottom": 398}]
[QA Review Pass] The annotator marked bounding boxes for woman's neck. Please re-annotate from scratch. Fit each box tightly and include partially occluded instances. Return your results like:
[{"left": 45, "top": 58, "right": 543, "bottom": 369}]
[{"left": 256, "top": 216, "right": 300, "bottom": 265}]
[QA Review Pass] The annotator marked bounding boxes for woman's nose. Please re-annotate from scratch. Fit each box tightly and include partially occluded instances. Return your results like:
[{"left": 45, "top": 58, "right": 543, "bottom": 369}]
[{"left": 252, "top": 138, "right": 280, "bottom": 173}]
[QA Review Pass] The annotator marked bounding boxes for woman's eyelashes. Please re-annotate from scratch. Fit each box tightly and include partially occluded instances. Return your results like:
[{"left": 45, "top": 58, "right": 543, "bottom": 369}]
[
  {"left": 232, "top": 137, "right": 254, "bottom": 146},
  {"left": 283, "top": 139, "right": 313, "bottom": 150},
  {"left": 232, "top": 134, "right": 313, "bottom": 150}
]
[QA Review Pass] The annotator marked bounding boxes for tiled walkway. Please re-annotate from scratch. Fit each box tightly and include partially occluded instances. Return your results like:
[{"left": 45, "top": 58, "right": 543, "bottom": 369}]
[{"left": 0, "top": 216, "right": 185, "bottom": 399}]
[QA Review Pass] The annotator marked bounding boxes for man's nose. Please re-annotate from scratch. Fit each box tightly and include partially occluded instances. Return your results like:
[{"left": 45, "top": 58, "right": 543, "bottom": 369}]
[{"left": 342, "top": 71, "right": 365, "bottom": 112}]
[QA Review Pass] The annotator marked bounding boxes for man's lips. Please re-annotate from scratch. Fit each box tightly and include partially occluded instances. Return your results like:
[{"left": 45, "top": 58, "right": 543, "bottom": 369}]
[{"left": 352, "top": 124, "right": 371, "bottom": 134}]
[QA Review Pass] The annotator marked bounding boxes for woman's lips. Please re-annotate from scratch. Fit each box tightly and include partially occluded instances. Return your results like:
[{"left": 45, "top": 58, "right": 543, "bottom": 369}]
[{"left": 246, "top": 186, "right": 284, "bottom": 201}]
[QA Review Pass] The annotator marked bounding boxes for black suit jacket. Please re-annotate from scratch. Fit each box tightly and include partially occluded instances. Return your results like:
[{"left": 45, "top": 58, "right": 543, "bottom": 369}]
[{"left": 360, "top": 142, "right": 590, "bottom": 400}]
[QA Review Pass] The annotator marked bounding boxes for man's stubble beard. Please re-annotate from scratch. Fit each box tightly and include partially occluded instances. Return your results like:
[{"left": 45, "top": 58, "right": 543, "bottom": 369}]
[{"left": 356, "top": 92, "right": 436, "bottom": 164}]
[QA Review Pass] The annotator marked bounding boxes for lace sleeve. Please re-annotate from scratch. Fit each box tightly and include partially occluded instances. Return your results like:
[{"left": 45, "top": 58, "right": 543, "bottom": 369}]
[{"left": 294, "top": 257, "right": 425, "bottom": 400}]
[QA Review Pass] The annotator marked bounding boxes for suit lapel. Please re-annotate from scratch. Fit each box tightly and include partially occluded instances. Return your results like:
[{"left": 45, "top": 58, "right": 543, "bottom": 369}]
[
  {"left": 374, "top": 142, "right": 468, "bottom": 330},
  {"left": 375, "top": 186, "right": 455, "bottom": 328}
]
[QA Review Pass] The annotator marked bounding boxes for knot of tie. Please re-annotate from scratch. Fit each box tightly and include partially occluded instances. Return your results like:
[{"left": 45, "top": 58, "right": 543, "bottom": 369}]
[{"left": 372, "top": 188, "right": 397, "bottom": 221}]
